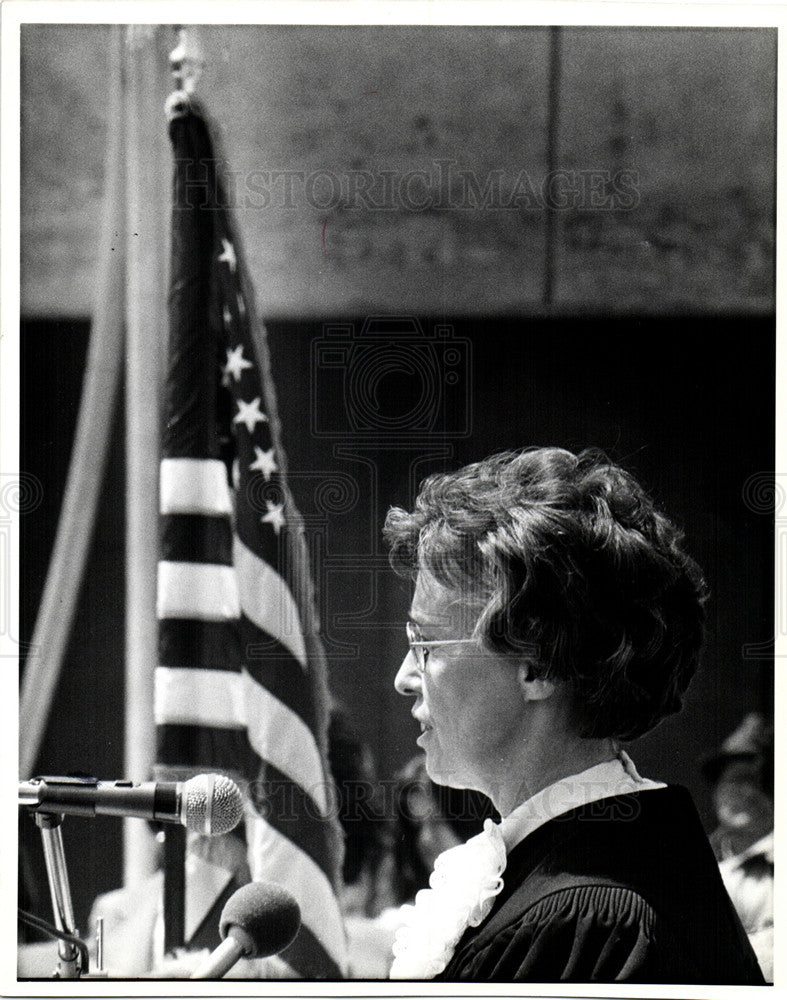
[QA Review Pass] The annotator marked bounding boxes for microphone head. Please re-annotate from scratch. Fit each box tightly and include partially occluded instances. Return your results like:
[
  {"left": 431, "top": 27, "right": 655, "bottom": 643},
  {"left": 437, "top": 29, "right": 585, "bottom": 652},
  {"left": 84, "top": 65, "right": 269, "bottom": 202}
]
[
  {"left": 219, "top": 882, "right": 301, "bottom": 959},
  {"left": 182, "top": 773, "right": 244, "bottom": 836}
]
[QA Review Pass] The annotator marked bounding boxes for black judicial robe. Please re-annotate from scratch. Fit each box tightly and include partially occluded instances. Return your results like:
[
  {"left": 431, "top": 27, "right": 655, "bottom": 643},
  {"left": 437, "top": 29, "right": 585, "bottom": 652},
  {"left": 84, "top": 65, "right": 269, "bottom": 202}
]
[{"left": 437, "top": 786, "right": 765, "bottom": 984}]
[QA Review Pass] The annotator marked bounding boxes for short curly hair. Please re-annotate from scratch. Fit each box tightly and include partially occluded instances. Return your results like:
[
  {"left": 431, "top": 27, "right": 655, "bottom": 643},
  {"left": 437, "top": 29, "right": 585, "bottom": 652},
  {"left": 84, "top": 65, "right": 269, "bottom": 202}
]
[{"left": 383, "top": 446, "right": 708, "bottom": 742}]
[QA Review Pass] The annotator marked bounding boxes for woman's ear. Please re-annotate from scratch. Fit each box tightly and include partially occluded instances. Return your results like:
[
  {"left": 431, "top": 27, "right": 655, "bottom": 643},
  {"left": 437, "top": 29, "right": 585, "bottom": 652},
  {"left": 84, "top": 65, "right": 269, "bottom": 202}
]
[{"left": 517, "top": 662, "right": 556, "bottom": 701}]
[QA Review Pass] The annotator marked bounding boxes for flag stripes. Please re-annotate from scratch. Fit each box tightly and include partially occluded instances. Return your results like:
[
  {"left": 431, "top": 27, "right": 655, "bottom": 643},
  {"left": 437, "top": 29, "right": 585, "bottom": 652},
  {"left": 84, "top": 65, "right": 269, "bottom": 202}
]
[
  {"left": 155, "top": 666, "right": 246, "bottom": 729},
  {"left": 160, "top": 457, "right": 233, "bottom": 515},
  {"left": 246, "top": 819, "right": 346, "bottom": 964},
  {"left": 233, "top": 537, "right": 307, "bottom": 667},
  {"left": 160, "top": 616, "right": 323, "bottom": 736},
  {"left": 155, "top": 666, "right": 332, "bottom": 818},
  {"left": 239, "top": 619, "right": 325, "bottom": 732},
  {"left": 159, "top": 620, "right": 240, "bottom": 672},
  {"left": 155, "top": 722, "right": 254, "bottom": 781},
  {"left": 161, "top": 515, "right": 233, "bottom": 564},
  {"left": 157, "top": 562, "right": 240, "bottom": 621},
  {"left": 249, "top": 761, "right": 340, "bottom": 880},
  {"left": 156, "top": 95, "right": 345, "bottom": 978},
  {"left": 158, "top": 538, "right": 308, "bottom": 670}
]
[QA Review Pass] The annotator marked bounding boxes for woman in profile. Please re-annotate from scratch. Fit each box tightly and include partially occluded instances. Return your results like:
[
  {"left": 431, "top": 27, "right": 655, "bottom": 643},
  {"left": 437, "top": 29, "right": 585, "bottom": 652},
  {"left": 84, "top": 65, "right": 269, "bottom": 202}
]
[{"left": 383, "top": 446, "right": 765, "bottom": 984}]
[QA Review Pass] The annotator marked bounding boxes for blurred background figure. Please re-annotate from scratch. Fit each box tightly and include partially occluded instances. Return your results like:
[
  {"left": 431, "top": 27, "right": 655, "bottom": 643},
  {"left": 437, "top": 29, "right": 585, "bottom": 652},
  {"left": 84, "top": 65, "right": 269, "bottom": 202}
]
[
  {"left": 342, "top": 753, "right": 497, "bottom": 978},
  {"left": 702, "top": 713, "right": 774, "bottom": 982},
  {"left": 385, "top": 756, "right": 498, "bottom": 909},
  {"left": 327, "top": 704, "right": 388, "bottom": 920}
]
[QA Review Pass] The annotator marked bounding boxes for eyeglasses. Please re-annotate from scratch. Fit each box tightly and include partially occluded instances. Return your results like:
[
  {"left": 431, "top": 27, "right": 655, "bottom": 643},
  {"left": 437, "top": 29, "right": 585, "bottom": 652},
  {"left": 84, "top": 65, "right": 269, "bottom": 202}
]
[{"left": 406, "top": 620, "right": 477, "bottom": 674}]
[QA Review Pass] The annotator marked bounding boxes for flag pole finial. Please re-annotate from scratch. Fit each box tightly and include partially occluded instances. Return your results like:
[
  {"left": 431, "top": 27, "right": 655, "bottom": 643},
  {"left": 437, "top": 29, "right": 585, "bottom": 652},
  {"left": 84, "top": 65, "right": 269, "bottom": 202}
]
[{"left": 169, "top": 27, "right": 203, "bottom": 95}]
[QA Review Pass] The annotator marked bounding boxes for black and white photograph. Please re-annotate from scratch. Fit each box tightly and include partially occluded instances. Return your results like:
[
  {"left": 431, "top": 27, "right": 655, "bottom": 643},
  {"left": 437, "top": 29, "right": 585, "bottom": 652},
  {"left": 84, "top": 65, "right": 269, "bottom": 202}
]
[{"left": 5, "top": 4, "right": 780, "bottom": 990}]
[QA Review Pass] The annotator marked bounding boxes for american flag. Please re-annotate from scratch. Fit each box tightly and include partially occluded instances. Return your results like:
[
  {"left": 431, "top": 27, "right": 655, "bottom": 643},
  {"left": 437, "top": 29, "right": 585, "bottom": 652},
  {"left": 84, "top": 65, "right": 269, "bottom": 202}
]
[{"left": 155, "top": 94, "right": 346, "bottom": 978}]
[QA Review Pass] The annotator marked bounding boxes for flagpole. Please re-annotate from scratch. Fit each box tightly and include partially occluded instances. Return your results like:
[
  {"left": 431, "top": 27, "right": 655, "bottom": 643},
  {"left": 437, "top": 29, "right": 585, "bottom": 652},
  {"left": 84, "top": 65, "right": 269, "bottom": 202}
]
[
  {"left": 19, "top": 28, "right": 126, "bottom": 779},
  {"left": 122, "top": 25, "right": 170, "bottom": 887}
]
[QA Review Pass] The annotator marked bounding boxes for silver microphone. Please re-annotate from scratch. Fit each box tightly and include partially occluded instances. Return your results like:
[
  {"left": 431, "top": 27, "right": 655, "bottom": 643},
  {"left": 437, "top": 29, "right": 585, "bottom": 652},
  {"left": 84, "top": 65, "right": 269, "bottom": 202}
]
[{"left": 19, "top": 773, "right": 244, "bottom": 836}]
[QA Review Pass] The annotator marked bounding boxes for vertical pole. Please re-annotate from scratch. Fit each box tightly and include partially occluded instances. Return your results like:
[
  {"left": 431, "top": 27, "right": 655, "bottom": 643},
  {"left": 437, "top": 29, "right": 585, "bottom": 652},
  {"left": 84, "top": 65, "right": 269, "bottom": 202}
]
[
  {"left": 19, "top": 28, "right": 125, "bottom": 779},
  {"left": 544, "top": 26, "right": 562, "bottom": 308},
  {"left": 122, "top": 25, "right": 170, "bottom": 888},
  {"left": 162, "top": 825, "right": 186, "bottom": 953},
  {"left": 36, "top": 813, "right": 80, "bottom": 977}
]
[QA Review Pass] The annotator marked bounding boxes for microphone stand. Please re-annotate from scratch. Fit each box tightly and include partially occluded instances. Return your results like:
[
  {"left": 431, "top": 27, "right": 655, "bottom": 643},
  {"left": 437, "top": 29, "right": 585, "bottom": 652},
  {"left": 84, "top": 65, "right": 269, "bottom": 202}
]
[
  {"left": 35, "top": 812, "right": 81, "bottom": 978},
  {"left": 162, "top": 823, "right": 186, "bottom": 954}
]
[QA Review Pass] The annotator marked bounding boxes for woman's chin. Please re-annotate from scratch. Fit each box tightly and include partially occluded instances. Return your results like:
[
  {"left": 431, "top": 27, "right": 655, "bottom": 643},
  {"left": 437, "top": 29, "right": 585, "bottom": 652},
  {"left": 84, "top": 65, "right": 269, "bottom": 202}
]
[
  {"left": 421, "top": 750, "right": 455, "bottom": 788},
  {"left": 417, "top": 735, "right": 441, "bottom": 772}
]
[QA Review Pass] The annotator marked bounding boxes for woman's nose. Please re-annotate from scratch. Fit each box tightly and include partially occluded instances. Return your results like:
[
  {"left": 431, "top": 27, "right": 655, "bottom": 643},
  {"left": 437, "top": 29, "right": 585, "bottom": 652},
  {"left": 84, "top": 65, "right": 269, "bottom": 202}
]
[{"left": 394, "top": 649, "right": 421, "bottom": 696}]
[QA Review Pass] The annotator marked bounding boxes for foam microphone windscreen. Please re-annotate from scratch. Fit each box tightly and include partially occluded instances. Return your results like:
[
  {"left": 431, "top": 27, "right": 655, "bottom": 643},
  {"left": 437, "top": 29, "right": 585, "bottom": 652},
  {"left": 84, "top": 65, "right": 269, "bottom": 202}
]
[{"left": 219, "top": 882, "right": 302, "bottom": 959}]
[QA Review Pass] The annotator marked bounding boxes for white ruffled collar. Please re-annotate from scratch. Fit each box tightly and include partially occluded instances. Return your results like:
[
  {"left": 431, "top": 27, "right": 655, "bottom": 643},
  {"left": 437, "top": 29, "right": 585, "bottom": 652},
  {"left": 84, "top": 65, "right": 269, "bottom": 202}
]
[
  {"left": 389, "top": 751, "right": 663, "bottom": 979},
  {"left": 388, "top": 816, "right": 506, "bottom": 979}
]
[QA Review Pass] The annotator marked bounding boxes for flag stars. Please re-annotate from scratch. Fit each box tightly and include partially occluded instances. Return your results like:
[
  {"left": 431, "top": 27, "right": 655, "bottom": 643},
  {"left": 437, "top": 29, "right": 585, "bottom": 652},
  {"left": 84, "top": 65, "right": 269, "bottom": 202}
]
[
  {"left": 249, "top": 446, "right": 279, "bottom": 481},
  {"left": 218, "top": 238, "right": 237, "bottom": 273},
  {"left": 234, "top": 397, "right": 268, "bottom": 433},
  {"left": 223, "top": 305, "right": 232, "bottom": 327},
  {"left": 261, "top": 499, "right": 286, "bottom": 535},
  {"left": 223, "top": 344, "right": 254, "bottom": 383}
]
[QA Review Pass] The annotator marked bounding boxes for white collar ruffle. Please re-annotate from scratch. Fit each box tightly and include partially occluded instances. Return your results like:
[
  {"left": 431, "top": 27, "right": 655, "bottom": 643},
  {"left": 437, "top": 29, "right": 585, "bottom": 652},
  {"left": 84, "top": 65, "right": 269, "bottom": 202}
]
[{"left": 389, "top": 751, "right": 664, "bottom": 980}]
